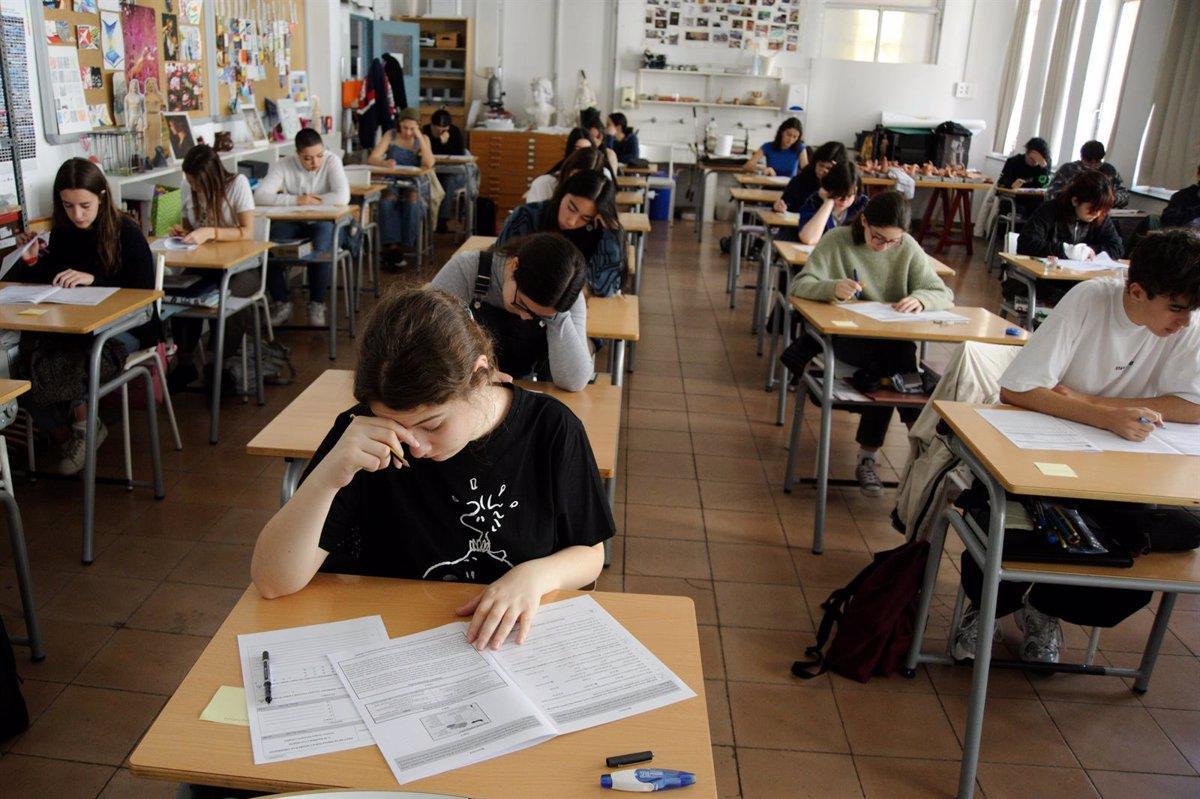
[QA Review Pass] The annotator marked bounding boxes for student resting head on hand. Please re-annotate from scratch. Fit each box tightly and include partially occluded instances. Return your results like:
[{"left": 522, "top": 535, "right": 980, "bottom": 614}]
[
  {"left": 250, "top": 288, "right": 614, "bottom": 650},
  {"left": 793, "top": 160, "right": 868, "bottom": 245},
  {"left": 776, "top": 140, "right": 849, "bottom": 213}
]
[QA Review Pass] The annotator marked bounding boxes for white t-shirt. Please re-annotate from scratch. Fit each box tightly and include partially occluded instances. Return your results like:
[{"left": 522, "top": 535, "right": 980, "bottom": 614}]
[
  {"left": 1000, "top": 278, "right": 1200, "bottom": 404},
  {"left": 524, "top": 174, "right": 557, "bottom": 203},
  {"left": 182, "top": 173, "right": 255, "bottom": 229}
]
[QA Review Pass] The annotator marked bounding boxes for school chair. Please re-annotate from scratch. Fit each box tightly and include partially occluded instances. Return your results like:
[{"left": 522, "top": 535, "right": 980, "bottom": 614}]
[
  {"left": 0, "top": 405, "right": 42, "bottom": 661},
  {"left": 120, "top": 252, "right": 183, "bottom": 486}
]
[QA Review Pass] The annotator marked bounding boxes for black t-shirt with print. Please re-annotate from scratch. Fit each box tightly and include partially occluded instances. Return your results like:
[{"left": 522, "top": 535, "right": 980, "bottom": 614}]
[{"left": 302, "top": 384, "right": 615, "bottom": 583}]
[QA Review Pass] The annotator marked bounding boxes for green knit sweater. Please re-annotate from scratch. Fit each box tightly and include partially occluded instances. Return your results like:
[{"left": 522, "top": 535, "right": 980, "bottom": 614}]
[{"left": 789, "top": 226, "right": 954, "bottom": 311}]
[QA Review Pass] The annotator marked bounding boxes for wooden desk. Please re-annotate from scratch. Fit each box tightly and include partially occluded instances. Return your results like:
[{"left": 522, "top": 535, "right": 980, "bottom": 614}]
[
  {"left": 997, "top": 252, "right": 1127, "bottom": 330},
  {"left": 160, "top": 240, "right": 274, "bottom": 442},
  {"left": 726, "top": 190, "right": 784, "bottom": 310},
  {"left": 452, "top": 235, "right": 496, "bottom": 256},
  {"left": 433, "top": 154, "right": 477, "bottom": 165},
  {"left": 0, "top": 377, "right": 29, "bottom": 405},
  {"left": 255, "top": 205, "right": 359, "bottom": 223},
  {"left": 348, "top": 185, "right": 389, "bottom": 303},
  {"left": 620, "top": 162, "right": 658, "bottom": 176},
  {"left": 619, "top": 212, "right": 652, "bottom": 233},
  {"left": 130, "top": 575, "right": 714, "bottom": 798},
  {"left": 367, "top": 164, "right": 435, "bottom": 178},
  {"left": 908, "top": 401, "right": 1200, "bottom": 799},
  {"left": 771, "top": 240, "right": 955, "bottom": 278},
  {"left": 247, "top": 370, "right": 622, "bottom": 502},
  {"left": 615, "top": 191, "right": 644, "bottom": 210},
  {"left": 782, "top": 301, "right": 1026, "bottom": 554},
  {"left": 0, "top": 284, "right": 165, "bottom": 563},
  {"left": 734, "top": 173, "right": 788, "bottom": 188},
  {"left": 615, "top": 175, "right": 647, "bottom": 190},
  {"left": 754, "top": 209, "right": 798, "bottom": 228},
  {"left": 729, "top": 187, "right": 781, "bottom": 205},
  {"left": 619, "top": 213, "right": 651, "bottom": 295},
  {"left": 349, "top": 183, "right": 389, "bottom": 199}
]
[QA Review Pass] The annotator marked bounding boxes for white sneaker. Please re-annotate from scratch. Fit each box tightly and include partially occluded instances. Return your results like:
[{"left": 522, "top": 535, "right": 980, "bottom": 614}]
[
  {"left": 1014, "top": 601, "right": 1064, "bottom": 663},
  {"left": 57, "top": 419, "right": 108, "bottom": 476},
  {"left": 950, "top": 602, "right": 1000, "bottom": 661},
  {"left": 269, "top": 300, "right": 293, "bottom": 327},
  {"left": 308, "top": 301, "right": 327, "bottom": 327}
]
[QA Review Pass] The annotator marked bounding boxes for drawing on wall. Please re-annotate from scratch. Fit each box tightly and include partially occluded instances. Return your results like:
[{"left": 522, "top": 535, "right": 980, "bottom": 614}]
[
  {"left": 76, "top": 24, "right": 98, "bottom": 50},
  {"left": 45, "top": 20, "right": 72, "bottom": 45},
  {"left": 47, "top": 46, "right": 90, "bottom": 135},
  {"left": 80, "top": 65, "right": 103, "bottom": 90},
  {"left": 165, "top": 60, "right": 202, "bottom": 111},
  {"left": 179, "top": 24, "right": 201, "bottom": 61},
  {"left": 100, "top": 12, "right": 124, "bottom": 71},
  {"left": 121, "top": 3, "right": 159, "bottom": 87},
  {"left": 182, "top": 0, "right": 200, "bottom": 25},
  {"left": 1, "top": 12, "right": 38, "bottom": 161},
  {"left": 241, "top": 106, "right": 268, "bottom": 143},
  {"left": 73, "top": 0, "right": 98, "bottom": 12},
  {"left": 643, "top": 0, "right": 801, "bottom": 51},
  {"left": 161, "top": 13, "right": 178, "bottom": 61}
]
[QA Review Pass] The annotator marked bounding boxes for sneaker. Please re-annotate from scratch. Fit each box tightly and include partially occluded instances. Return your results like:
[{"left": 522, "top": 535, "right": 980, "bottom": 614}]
[
  {"left": 307, "top": 301, "right": 327, "bottom": 327},
  {"left": 269, "top": 300, "right": 293, "bottom": 328},
  {"left": 951, "top": 603, "right": 1000, "bottom": 661},
  {"left": 855, "top": 456, "right": 884, "bottom": 497},
  {"left": 57, "top": 419, "right": 108, "bottom": 476},
  {"left": 1014, "top": 601, "right": 1063, "bottom": 663}
]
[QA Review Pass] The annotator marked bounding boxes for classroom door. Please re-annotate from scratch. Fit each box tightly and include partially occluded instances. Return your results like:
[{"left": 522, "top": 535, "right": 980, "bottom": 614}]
[{"left": 372, "top": 20, "right": 421, "bottom": 111}]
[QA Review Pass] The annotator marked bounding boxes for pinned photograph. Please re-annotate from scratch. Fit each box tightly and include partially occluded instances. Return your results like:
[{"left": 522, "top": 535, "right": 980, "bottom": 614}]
[
  {"left": 163, "top": 112, "right": 195, "bottom": 161},
  {"left": 165, "top": 61, "right": 202, "bottom": 111},
  {"left": 121, "top": 3, "right": 159, "bottom": 87},
  {"left": 241, "top": 106, "right": 268, "bottom": 143},
  {"left": 162, "top": 14, "right": 178, "bottom": 61}
]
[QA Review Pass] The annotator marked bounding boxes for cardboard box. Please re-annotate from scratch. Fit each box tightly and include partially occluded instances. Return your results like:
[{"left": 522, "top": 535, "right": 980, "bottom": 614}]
[
  {"left": 271, "top": 240, "right": 313, "bottom": 259},
  {"left": 435, "top": 32, "right": 460, "bottom": 48}
]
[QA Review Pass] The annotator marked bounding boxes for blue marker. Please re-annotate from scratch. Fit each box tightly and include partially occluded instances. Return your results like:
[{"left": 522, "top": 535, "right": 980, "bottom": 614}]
[
  {"left": 851, "top": 268, "right": 862, "bottom": 300},
  {"left": 601, "top": 768, "right": 696, "bottom": 792},
  {"left": 1005, "top": 327, "right": 1021, "bottom": 336}
]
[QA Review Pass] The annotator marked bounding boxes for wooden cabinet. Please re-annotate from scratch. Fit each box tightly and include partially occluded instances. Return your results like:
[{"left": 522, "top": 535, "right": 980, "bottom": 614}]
[
  {"left": 404, "top": 16, "right": 474, "bottom": 131},
  {"left": 469, "top": 130, "right": 568, "bottom": 220}
]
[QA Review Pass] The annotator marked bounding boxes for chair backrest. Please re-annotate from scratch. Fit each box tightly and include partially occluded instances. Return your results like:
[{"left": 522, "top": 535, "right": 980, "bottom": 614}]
[
  {"left": 253, "top": 215, "right": 272, "bottom": 297},
  {"left": 1005, "top": 232, "right": 1020, "bottom": 254},
  {"left": 152, "top": 252, "right": 166, "bottom": 315}
]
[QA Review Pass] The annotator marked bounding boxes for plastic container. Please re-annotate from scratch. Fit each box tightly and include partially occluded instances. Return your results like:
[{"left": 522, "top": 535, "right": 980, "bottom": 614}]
[
  {"left": 714, "top": 135, "right": 734, "bottom": 157},
  {"left": 649, "top": 186, "right": 672, "bottom": 221}
]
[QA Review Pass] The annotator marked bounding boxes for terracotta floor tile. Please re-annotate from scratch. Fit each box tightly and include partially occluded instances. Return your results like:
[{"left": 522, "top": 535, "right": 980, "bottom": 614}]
[
  {"left": 1148, "top": 709, "right": 1200, "bottom": 772},
  {"left": 98, "top": 768, "right": 179, "bottom": 798},
  {"left": 854, "top": 755, "right": 968, "bottom": 798},
  {"left": 709, "top": 543, "right": 798, "bottom": 585},
  {"left": 703, "top": 509, "right": 785, "bottom": 546},
  {"left": 976, "top": 764, "right": 1099, "bottom": 799},
  {"left": 625, "top": 428, "right": 694, "bottom": 454},
  {"left": 625, "top": 537, "right": 711, "bottom": 579},
  {"left": 627, "top": 408, "right": 690, "bottom": 433},
  {"left": 791, "top": 549, "right": 873, "bottom": 588},
  {"left": 739, "top": 748, "right": 862, "bottom": 799},
  {"left": 699, "top": 625, "right": 725, "bottom": 680},
  {"left": 86, "top": 536, "right": 196, "bottom": 581},
  {"left": 165, "top": 542, "right": 253, "bottom": 588},
  {"left": 625, "top": 475, "right": 701, "bottom": 508},
  {"left": 939, "top": 694, "right": 1076, "bottom": 767},
  {"left": 694, "top": 455, "right": 768, "bottom": 484},
  {"left": 0, "top": 754, "right": 114, "bottom": 799},
  {"left": 39, "top": 573, "right": 157, "bottom": 628},
  {"left": 698, "top": 481, "right": 776, "bottom": 512},
  {"left": 628, "top": 389, "right": 688, "bottom": 412},
  {"left": 1097, "top": 607, "right": 1191, "bottom": 657},
  {"left": 714, "top": 582, "right": 810, "bottom": 631},
  {"left": 689, "top": 413, "right": 752, "bottom": 437},
  {"left": 692, "top": 432, "right": 761, "bottom": 460},
  {"left": 925, "top": 659, "right": 1038, "bottom": 700},
  {"left": 624, "top": 449, "right": 697, "bottom": 479},
  {"left": 10, "top": 685, "right": 164, "bottom": 765},
  {"left": 203, "top": 507, "right": 276, "bottom": 545},
  {"left": 76, "top": 628, "right": 208, "bottom": 696},
  {"left": 623, "top": 576, "right": 718, "bottom": 625},
  {"left": 686, "top": 394, "right": 746, "bottom": 416},
  {"left": 728, "top": 681, "right": 848, "bottom": 752},
  {"left": 0, "top": 566, "right": 76, "bottom": 616},
  {"left": 1169, "top": 610, "right": 1199, "bottom": 656},
  {"left": 126, "top": 581, "right": 245, "bottom": 636},
  {"left": 706, "top": 679, "right": 734, "bottom": 746},
  {"left": 1043, "top": 700, "right": 1194, "bottom": 774},
  {"left": 123, "top": 501, "right": 231, "bottom": 541},
  {"left": 683, "top": 377, "right": 742, "bottom": 397},
  {"left": 1087, "top": 771, "right": 1200, "bottom": 799},
  {"left": 836, "top": 689, "right": 961, "bottom": 759},
  {"left": 711, "top": 744, "right": 741, "bottom": 798},
  {"left": 626, "top": 371, "right": 684, "bottom": 393},
  {"left": 624, "top": 505, "right": 706, "bottom": 541},
  {"left": 721, "top": 627, "right": 814, "bottom": 684}
]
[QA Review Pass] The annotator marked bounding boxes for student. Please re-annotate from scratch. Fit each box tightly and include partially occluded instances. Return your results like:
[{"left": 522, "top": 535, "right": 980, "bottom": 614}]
[
  {"left": 744, "top": 117, "right": 805, "bottom": 177},
  {"left": 254, "top": 127, "right": 351, "bottom": 327},
  {"left": 603, "top": 113, "right": 640, "bottom": 165},
  {"left": 430, "top": 233, "right": 591, "bottom": 391},
  {"left": 249, "top": 288, "right": 613, "bottom": 650},
  {"left": 9, "top": 158, "right": 158, "bottom": 475},
  {"left": 953, "top": 230, "right": 1200, "bottom": 664},
  {"left": 580, "top": 120, "right": 620, "bottom": 177},
  {"left": 369, "top": 108, "right": 437, "bottom": 250},
  {"left": 789, "top": 191, "right": 953, "bottom": 496},
  {"left": 774, "top": 141, "right": 848, "bottom": 214},
  {"left": 792, "top": 160, "right": 868, "bottom": 245},
  {"left": 998, "top": 137, "right": 1053, "bottom": 218},
  {"left": 498, "top": 170, "right": 626, "bottom": 298},
  {"left": 525, "top": 147, "right": 610, "bottom": 204},
  {"left": 1162, "top": 162, "right": 1200, "bottom": 228},
  {"left": 1046, "top": 139, "right": 1129, "bottom": 208},
  {"left": 422, "top": 108, "right": 468, "bottom": 234},
  {"left": 1017, "top": 170, "right": 1123, "bottom": 260}
]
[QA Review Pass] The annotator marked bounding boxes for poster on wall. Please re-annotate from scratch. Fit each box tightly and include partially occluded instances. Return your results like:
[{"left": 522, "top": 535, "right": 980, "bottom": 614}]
[
  {"left": 47, "top": 45, "right": 90, "bottom": 135},
  {"left": 99, "top": 11, "right": 123, "bottom": 70},
  {"left": 644, "top": 0, "right": 802, "bottom": 52},
  {"left": 121, "top": 3, "right": 159, "bottom": 87},
  {"left": 1, "top": 10, "right": 38, "bottom": 162},
  {"left": 165, "top": 60, "right": 202, "bottom": 111}
]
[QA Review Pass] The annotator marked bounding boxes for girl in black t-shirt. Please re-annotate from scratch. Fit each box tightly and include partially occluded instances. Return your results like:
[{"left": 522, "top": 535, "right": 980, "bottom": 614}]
[{"left": 251, "top": 288, "right": 614, "bottom": 651}]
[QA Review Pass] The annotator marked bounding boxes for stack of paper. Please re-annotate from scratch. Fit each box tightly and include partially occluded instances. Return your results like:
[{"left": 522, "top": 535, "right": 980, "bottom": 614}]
[
  {"left": 1049, "top": 252, "right": 1126, "bottom": 273},
  {"left": 977, "top": 408, "right": 1200, "bottom": 455},
  {"left": 0, "top": 285, "right": 119, "bottom": 306}
]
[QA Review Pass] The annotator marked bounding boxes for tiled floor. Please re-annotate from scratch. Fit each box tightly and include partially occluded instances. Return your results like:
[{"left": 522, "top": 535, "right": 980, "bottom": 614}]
[{"left": 2, "top": 220, "right": 1198, "bottom": 799}]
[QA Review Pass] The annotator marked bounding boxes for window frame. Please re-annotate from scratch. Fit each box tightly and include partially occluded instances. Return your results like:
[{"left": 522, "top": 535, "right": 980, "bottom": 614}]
[
  {"left": 822, "top": 0, "right": 945, "bottom": 65},
  {"left": 1087, "top": 0, "right": 1140, "bottom": 147}
]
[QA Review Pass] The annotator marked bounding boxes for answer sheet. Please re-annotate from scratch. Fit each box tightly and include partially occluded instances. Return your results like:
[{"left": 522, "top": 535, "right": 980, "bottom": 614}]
[
  {"left": 977, "top": 409, "right": 1200, "bottom": 455},
  {"left": 844, "top": 302, "right": 969, "bottom": 324},
  {"left": 1048, "top": 253, "right": 1126, "bottom": 273},
  {"left": 329, "top": 595, "right": 695, "bottom": 785},
  {"left": 149, "top": 237, "right": 199, "bottom": 252},
  {"left": 237, "top": 615, "right": 389, "bottom": 764}
]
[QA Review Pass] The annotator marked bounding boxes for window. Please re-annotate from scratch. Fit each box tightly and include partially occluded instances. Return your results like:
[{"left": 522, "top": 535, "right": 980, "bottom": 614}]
[
  {"left": 1092, "top": 0, "right": 1140, "bottom": 148},
  {"left": 822, "top": 0, "right": 943, "bottom": 65},
  {"left": 998, "top": 0, "right": 1043, "bottom": 155}
]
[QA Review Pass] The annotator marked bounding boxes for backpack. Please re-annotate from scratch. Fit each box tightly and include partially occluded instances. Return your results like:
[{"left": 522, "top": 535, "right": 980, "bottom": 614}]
[
  {"left": 475, "top": 197, "right": 497, "bottom": 236},
  {"left": 792, "top": 540, "right": 930, "bottom": 682},
  {"left": 0, "top": 615, "right": 29, "bottom": 740},
  {"left": 223, "top": 340, "right": 297, "bottom": 396}
]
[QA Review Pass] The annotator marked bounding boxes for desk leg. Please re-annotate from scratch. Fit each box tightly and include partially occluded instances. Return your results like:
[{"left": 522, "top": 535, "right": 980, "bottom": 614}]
[
  {"left": 755, "top": 231, "right": 774, "bottom": 355},
  {"left": 811, "top": 333, "right": 835, "bottom": 554},
  {"left": 752, "top": 226, "right": 773, "bottom": 336},
  {"left": 1, "top": 479, "right": 42, "bottom": 661},
  {"left": 1025, "top": 277, "right": 1037, "bottom": 331},
  {"left": 252, "top": 302, "right": 265, "bottom": 406},
  {"left": 209, "top": 272, "right": 232, "bottom": 444},
  {"left": 728, "top": 200, "right": 743, "bottom": 303},
  {"left": 782, "top": 354, "right": 807, "bottom": 493},
  {"left": 281, "top": 458, "right": 307, "bottom": 505},
  {"left": 611, "top": 340, "right": 626, "bottom": 388},
  {"left": 633, "top": 232, "right": 645, "bottom": 295},
  {"left": 905, "top": 509, "right": 952, "bottom": 674},
  {"left": 773, "top": 299, "right": 792, "bottom": 426},
  {"left": 1132, "top": 592, "right": 1176, "bottom": 693},
  {"left": 917, "top": 187, "right": 941, "bottom": 245},
  {"left": 694, "top": 167, "right": 705, "bottom": 241},
  {"left": 961, "top": 190, "right": 975, "bottom": 256}
]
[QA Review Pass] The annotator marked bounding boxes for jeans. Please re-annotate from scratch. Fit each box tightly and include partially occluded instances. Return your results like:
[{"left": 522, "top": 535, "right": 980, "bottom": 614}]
[
  {"left": 268, "top": 220, "right": 346, "bottom": 304},
  {"left": 380, "top": 189, "right": 424, "bottom": 247},
  {"left": 435, "top": 171, "right": 467, "bottom": 221}
]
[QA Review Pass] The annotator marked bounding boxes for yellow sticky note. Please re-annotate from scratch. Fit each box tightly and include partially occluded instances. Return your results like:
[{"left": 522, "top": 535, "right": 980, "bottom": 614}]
[
  {"left": 1035, "top": 462, "right": 1077, "bottom": 478},
  {"left": 830, "top": 320, "right": 859, "bottom": 328},
  {"left": 17, "top": 308, "right": 47, "bottom": 316},
  {"left": 199, "top": 685, "right": 249, "bottom": 726}
]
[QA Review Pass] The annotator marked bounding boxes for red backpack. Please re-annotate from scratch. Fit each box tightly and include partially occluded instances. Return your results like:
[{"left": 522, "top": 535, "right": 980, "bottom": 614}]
[{"left": 792, "top": 540, "right": 931, "bottom": 683}]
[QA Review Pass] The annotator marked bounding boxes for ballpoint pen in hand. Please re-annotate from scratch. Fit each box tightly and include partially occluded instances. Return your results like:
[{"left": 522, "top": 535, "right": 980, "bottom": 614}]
[{"left": 851, "top": 268, "right": 862, "bottom": 300}]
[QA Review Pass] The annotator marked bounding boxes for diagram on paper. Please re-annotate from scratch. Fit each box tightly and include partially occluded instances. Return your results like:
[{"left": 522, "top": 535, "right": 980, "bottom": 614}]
[{"left": 420, "top": 702, "right": 492, "bottom": 741}]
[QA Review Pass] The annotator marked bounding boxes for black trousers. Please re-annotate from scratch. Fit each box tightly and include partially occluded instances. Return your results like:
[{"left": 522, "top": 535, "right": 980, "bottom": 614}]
[
  {"left": 960, "top": 551, "right": 1151, "bottom": 628},
  {"left": 784, "top": 333, "right": 921, "bottom": 448}
]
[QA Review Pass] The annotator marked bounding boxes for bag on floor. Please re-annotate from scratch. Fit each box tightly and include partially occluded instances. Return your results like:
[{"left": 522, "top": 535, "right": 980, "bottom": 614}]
[
  {"left": 474, "top": 197, "right": 497, "bottom": 236},
  {"left": 0, "top": 615, "right": 29, "bottom": 739},
  {"left": 792, "top": 540, "right": 930, "bottom": 683}
]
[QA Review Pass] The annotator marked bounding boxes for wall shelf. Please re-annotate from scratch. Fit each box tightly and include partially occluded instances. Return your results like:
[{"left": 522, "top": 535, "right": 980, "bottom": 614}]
[
  {"left": 638, "top": 100, "right": 784, "bottom": 111},
  {"left": 638, "top": 68, "right": 782, "bottom": 81},
  {"left": 406, "top": 16, "right": 474, "bottom": 129}
]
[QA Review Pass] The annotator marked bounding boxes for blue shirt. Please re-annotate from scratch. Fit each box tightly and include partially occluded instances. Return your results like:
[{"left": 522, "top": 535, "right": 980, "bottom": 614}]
[{"left": 761, "top": 141, "right": 802, "bottom": 177}]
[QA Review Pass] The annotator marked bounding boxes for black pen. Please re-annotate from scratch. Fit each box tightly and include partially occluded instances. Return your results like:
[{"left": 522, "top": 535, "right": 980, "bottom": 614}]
[
  {"left": 262, "top": 650, "right": 272, "bottom": 704},
  {"left": 852, "top": 268, "right": 862, "bottom": 300}
]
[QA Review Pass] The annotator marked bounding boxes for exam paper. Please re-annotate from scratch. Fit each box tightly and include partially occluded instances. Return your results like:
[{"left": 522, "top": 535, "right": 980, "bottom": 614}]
[
  {"left": 0, "top": 234, "right": 47, "bottom": 279},
  {"left": 150, "top": 237, "right": 200, "bottom": 252},
  {"left": 43, "top": 286, "right": 120, "bottom": 306},
  {"left": 845, "top": 301, "right": 970, "bottom": 325},
  {"left": 1050, "top": 252, "right": 1125, "bottom": 273},
  {"left": 977, "top": 409, "right": 1200, "bottom": 455},
  {"left": 237, "top": 615, "right": 389, "bottom": 764},
  {"left": 0, "top": 285, "right": 59, "bottom": 305}
]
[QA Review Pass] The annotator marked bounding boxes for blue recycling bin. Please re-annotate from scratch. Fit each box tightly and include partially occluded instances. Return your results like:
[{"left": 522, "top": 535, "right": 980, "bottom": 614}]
[{"left": 648, "top": 185, "right": 672, "bottom": 222}]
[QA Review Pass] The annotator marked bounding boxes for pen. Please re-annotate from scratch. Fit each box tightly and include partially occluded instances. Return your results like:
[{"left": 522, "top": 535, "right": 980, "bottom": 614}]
[
  {"left": 1137, "top": 416, "right": 1153, "bottom": 425},
  {"left": 348, "top": 412, "right": 409, "bottom": 468},
  {"left": 262, "top": 650, "right": 272, "bottom": 704},
  {"left": 851, "top": 268, "right": 862, "bottom": 300}
]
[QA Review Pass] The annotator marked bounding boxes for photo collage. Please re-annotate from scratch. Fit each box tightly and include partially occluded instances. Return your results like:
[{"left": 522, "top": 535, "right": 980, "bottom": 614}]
[{"left": 644, "top": 0, "right": 801, "bottom": 51}]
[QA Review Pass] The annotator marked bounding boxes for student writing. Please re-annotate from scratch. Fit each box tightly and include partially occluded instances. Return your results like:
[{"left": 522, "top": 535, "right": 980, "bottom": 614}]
[
  {"left": 498, "top": 170, "right": 626, "bottom": 298},
  {"left": 789, "top": 191, "right": 953, "bottom": 496},
  {"left": 250, "top": 288, "right": 613, "bottom": 650},
  {"left": 1017, "top": 170, "right": 1124, "bottom": 260},
  {"left": 9, "top": 158, "right": 159, "bottom": 475},
  {"left": 998, "top": 137, "right": 1052, "bottom": 218},
  {"left": 744, "top": 117, "right": 805, "bottom": 177},
  {"left": 369, "top": 108, "right": 437, "bottom": 261},
  {"left": 792, "top": 160, "right": 868, "bottom": 246},
  {"left": 953, "top": 230, "right": 1200, "bottom": 665},
  {"left": 429, "top": 233, "right": 592, "bottom": 391},
  {"left": 774, "top": 141, "right": 848, "bottom": 214},
  {"left": 253, "top": 128, "right": 351, "bottom": 328}
]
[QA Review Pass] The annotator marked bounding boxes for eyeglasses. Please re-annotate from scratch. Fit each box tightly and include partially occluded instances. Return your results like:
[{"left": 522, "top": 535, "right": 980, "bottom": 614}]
[
  {"left": 513, "top": 294, "right": 557, "bottom": 323},
  {"left": 868, "top": 230, "right": 904, "bottom": 248}
]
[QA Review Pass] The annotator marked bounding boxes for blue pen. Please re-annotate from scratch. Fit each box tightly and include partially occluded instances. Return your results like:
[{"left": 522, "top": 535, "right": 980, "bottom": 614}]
[
  {"left": 602, "top": 768, "right": 695, "bottom": 792},
  {"left": 1138, "top": 415, "right": 1155, "bottom": 425},
  {"left": 851, "top": 268, "right": 862, "bottom": 300}
]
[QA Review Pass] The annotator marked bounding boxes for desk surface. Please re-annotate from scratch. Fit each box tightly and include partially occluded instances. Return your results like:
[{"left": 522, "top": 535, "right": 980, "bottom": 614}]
[
  {"left": 734, "top": 174, "right": 788, "bottom": 188},
  {"left": 730, "top": 187, "right": 782, "bottom": 204},
  {"left": 914, "top": 179, "right": 993, "bottom": 191},
  {"left": 0, "top": 378, "right": 30, "bottom": 404},
  {"left": 620, "top": 163, "right": 658, "bottom": 176},
  {"left": 935, "top": 400, "right": 1200, "bottom": 506},
  {"left": 368, "top": 164, "right": 434, "bottom": 177},
  {"left": 255, "top": 206, "right": 359, "bottom": 223},
  {"left": 999, "top": 252, "right": 1127, "bottom": 282},
  {"left": 156, "top": 239, "right": 273, "bottom": 270},
  {"left": 791, "top": 298, "right": 1027, "bottom": 345},
  {"left": 129, "top": 574, "right": 714, "bottom": 798},
  {"left": 434, "top": 154, "right": 477, "bottom": 164},
  {"left": 619, "top": 212, "right": 652, "bottom": 233},
  {"left": 615, "top": 191, "right": 643, "bottom": 207},
  {"left": 585, "top": 294, "right": 639, "bottom": 342},
  {"left": 755, "top": 209, "right": 798, "bottom": 227},
  {"left": 246, "top": 369, "right": 621, "bottom": 478},
  {"left": 0, "top": 284, "right": 161, "bottom": 334},
  {"left": 772, "top": 241, "right": 955, "bottom": 277},
  {"left": 615, "top": 176, "right": 646, "bottom": 190},
  {"left": 349, "top": 183, "right": 389, "bottom": 198}
]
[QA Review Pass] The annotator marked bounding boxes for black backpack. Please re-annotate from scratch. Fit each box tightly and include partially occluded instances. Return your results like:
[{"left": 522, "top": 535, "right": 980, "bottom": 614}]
[{"left": 0, "top": 615, "right": 29, "bottom": 740}]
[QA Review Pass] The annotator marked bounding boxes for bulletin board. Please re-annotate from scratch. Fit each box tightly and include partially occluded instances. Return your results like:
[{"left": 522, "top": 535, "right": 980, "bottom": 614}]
[
  {"left": 34, "top": 0, "right": 211, "bottom": 144},
  {"left": 213, "top": 0, "right": 307, "bottom": 118},
  {"left": 644, "top": 0, "right": 802, "bottom": 53}
]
